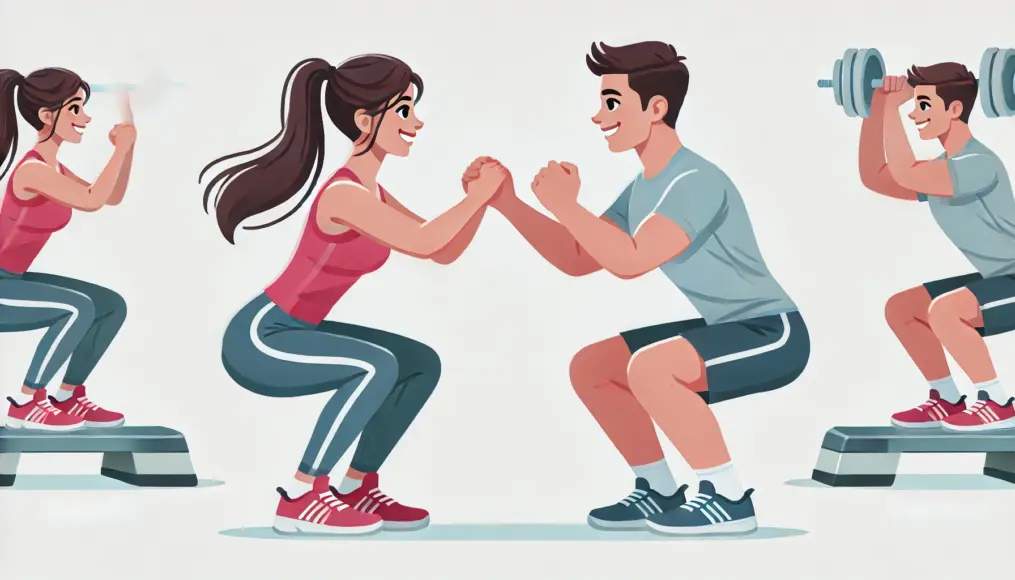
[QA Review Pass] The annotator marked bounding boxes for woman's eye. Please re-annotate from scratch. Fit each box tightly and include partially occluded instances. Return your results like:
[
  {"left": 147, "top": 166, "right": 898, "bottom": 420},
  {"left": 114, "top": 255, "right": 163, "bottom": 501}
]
[
  {"left": 606, "top": 99, "right": 619, "bottom": 111},
  {"left": 397, "top": 106, "right": 409, "bottom": 119},
  {"left": 70, "top": 105, "right": 80, "bottom": 114}
]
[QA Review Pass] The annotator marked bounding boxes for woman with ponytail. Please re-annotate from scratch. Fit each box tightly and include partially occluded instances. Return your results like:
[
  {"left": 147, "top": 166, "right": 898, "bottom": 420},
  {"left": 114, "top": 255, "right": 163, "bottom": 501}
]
[
  {"left": 202, "top": 55, "right": 505, "bottom": 535},
  {"left": 0, "top": 68, "right": 135, "bottom": 433}
]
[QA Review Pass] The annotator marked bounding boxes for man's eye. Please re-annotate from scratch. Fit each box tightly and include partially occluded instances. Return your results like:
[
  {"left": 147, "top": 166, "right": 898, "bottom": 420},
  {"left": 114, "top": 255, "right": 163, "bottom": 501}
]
[{"left": 606, "top": 99, "right": 620, "bottom": 111}]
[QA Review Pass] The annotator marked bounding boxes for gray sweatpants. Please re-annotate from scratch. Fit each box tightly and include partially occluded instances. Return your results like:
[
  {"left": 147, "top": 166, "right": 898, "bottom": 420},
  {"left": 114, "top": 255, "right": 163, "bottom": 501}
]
[
  {"left": 222, "top": 293, "right": 441, "bottom": 477},
  {"left": 0, "top": 269, "right": 128, "bottom": 389}
]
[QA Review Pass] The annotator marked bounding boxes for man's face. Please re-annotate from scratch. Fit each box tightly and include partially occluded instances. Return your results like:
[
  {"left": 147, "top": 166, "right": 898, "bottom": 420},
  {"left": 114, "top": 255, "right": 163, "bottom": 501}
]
[
  {"left": 908, "top": 84, "right": 961, "bottom": 140},
  {"left": 591, "top": 74, "right": 656, "bottom": 152}
]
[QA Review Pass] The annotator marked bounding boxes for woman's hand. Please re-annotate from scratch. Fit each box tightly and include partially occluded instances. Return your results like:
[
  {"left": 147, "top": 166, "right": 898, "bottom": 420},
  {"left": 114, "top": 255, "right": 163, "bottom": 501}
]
[
  {"left": 108, "top": 124, "right": 137, "bottom": 149},
  {"left": 462, "top": 156, "right": 512, "bottom": 206}
]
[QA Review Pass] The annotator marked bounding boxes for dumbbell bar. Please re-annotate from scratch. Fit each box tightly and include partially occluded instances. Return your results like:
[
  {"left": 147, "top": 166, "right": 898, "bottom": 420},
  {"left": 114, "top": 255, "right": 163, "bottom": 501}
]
[
  {"left": 90, "top": 81, "right": 185, "bottom": 92},
  {"left": 817, "top": 47, "right": 1015, "bottom": 119}
]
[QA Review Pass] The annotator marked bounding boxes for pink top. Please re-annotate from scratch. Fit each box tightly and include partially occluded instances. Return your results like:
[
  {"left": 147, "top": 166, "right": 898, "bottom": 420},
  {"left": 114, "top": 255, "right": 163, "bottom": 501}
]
[
  {"left": 0, "top": 151, "right": 74, "bottom": 274},
  {"left": 264, "top": 168, "right": 392, "bottom": 324}
]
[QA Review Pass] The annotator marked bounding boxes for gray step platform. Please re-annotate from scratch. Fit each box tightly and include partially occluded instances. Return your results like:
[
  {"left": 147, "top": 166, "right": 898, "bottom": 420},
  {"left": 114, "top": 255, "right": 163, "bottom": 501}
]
[
  {"left": 0, "top": 426, "right": 197, "bottom": 487},
  {"left": 812, "top": 426, "right": 1015, "bottom": 487}
]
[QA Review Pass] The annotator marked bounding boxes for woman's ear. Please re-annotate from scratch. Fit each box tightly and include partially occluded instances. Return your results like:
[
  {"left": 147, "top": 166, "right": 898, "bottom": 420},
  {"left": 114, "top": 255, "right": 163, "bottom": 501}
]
[
  {"left": 37, "top": 108, "right": 55, "bottom": 126},
  {"left": 353, "top": 109, "right": 374, "bottom": 135}
]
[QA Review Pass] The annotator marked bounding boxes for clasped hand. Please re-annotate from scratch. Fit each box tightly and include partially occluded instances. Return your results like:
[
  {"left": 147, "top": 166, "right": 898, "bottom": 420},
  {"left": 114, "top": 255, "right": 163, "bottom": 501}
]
[{"left": 461, "top": 156, "right": 581, "bottom": 212}]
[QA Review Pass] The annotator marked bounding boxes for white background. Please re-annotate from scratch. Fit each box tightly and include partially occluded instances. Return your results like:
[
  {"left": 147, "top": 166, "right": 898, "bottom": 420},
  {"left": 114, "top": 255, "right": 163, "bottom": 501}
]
[{"left": 3, "top": 0, "right": 1015, "bottom": 578}]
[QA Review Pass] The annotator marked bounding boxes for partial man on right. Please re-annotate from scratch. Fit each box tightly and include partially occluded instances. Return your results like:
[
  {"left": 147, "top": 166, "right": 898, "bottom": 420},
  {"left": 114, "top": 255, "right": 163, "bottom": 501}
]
[{"left": 859, "top": 63, "right": 1015, "bottom": 431}]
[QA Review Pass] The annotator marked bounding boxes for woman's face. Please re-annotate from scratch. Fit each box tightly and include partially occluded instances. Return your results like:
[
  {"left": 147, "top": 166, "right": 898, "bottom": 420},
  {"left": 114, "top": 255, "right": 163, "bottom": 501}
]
[
  {"left": 358, "top": 84, "right": 424, "bottom": 158},
  {"left": 39, "top": 88, "right": 91, "bottom": 144}
]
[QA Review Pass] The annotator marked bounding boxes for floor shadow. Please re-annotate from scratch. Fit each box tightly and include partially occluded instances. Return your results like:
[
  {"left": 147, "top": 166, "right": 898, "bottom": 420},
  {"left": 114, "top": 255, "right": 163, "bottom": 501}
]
[
  {"left": 2, "top": 475, "right": 225, "bottom": 491},
  {"left": 785, "top": 474, "right": 1015, "bottom": 491},
  {"left": 218, "top": 523, "right": 808, "bottom": 542}
]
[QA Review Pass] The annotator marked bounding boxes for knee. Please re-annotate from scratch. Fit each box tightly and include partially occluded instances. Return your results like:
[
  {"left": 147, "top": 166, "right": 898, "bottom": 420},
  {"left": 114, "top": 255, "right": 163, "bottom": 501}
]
[
  {"left": 928, "top": 292, "right": 976, "bottom": 332},
  {"left": 626, "top": 343, "right": 702, "bottom": 398},
  {"left": 569, "top": 343, "right": 604, "bottom": 395},
  {"left": 405, "top": 341, "right": 442, "bottom": 388},
  {"left": 885, "top": 289, "right": 928, "bottom": 329},
  {"left": 100, "top": 289, "right": 128, "bottom": 322}
]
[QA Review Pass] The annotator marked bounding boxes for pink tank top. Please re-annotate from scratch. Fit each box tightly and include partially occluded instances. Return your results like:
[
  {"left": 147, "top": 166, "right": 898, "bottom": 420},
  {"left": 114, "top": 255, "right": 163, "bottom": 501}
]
[
  {"left": 264, "top": 168, "right": 392, "bottom": 324},
  {"left": 0, "top": 151, "right": 74, "bottom": 274}
]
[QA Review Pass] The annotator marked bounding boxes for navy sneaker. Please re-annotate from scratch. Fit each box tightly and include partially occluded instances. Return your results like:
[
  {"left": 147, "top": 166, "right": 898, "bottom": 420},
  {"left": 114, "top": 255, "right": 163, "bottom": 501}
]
[
  {"left": 646, "top": 481, "right": 757, "bottom": 536},
  {"left": 587, "top": 478, "right": 688, "bottom": 530}
]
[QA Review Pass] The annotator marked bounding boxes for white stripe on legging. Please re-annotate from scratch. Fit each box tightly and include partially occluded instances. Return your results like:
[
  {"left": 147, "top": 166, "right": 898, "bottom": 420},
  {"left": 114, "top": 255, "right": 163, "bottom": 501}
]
[
  {"left": 249, "top": 301, "right": 393, "bottom": 472},
  {"left": 626, "top": 312, "right": 792, "bottom": 373},
  {"left": 0, "top": 294, "right": 88, "bottom": 385}
]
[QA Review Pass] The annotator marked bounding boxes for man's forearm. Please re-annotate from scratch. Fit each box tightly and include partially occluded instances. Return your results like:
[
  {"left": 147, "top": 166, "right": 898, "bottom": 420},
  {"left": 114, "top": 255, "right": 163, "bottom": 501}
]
[
  {"left": 549, "top": 201, "right": 636, "bottom": 274},
  {"left": 883, "top": 106, "right": 918, "bottom": 177},
  {"left": 495, "top": 195, "right": 591, "bottom": 274},
  {"left": 859, "top": 100, "right": 888, "bottom": 178}
]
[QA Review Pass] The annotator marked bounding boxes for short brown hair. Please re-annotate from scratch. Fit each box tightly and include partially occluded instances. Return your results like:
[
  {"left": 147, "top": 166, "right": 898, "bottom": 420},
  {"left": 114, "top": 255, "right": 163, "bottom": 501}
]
[
  {"left": 586, "top": 42, "right": 689, "bottom": 128},
  {"left": 906, "top": 62, "right": 977, "bottom": 123}
]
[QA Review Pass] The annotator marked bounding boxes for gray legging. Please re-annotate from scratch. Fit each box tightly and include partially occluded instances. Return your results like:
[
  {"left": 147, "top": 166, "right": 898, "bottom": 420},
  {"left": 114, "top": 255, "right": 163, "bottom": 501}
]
[
  {"left": 222, "top": 293, "right": 441, "bottom": 477},
  {"left": 0, "top": 270, "right": 128, "bottom": 389}
]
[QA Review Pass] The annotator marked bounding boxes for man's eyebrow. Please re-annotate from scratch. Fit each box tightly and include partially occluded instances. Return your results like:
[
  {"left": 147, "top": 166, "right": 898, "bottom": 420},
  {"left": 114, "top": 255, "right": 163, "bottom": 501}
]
[
  {"left": 601, "top": 89, "right": 622, "bottom": 97},
  {"left": 916, "top": 96, "right": 931, "bottom": 102}
]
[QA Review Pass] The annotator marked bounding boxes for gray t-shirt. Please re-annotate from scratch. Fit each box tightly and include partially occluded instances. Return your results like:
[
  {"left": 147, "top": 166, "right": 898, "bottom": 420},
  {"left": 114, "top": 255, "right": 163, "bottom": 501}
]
[
  {"left": 602, "top": 146, "right": 797, "bottom": 325},
  {"left": 916, "top": 139, "right": 1015, "bottom": 278}
]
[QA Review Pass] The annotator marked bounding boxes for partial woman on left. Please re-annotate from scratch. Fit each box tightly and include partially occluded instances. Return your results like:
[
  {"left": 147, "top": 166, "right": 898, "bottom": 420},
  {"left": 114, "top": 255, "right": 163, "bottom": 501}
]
[{"left": 0, "top": 68, "right": 136, "bottom": 431}]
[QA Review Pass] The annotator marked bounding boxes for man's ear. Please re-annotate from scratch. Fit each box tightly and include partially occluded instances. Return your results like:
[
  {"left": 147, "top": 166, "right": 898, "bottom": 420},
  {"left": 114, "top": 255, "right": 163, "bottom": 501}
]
[
  {"left": 948, "top": 100, "right": 964, "bottom": 120},
  {"left": 647, "top": 95, "right": 669, "bottom": 123}
]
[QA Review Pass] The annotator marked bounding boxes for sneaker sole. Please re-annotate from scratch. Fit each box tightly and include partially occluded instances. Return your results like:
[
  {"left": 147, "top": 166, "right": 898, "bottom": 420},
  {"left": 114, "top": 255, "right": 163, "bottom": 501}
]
[
  {"left": 890, "top": 418, "right": 943, "bottom": 429},
  {"left": 84, "top": 419, "right": 126, "bottom": 428},
  {"left": 940, "top": 417, "right": 1015, "bottom": 432},
  {"left": 5, "top": 417, "right": 85, "bottom": 432},
  {"left": 272, "top": 516, "right": 383, "bottom": 536},
  {"left": 646, "top": 516, "right": 758, "bottom": 537},
  {"left": 587, "top": 516, "right": 647, "bottom": 531},
  {"left": 383, "top": 515, "right": 430, "bottom": 531}
]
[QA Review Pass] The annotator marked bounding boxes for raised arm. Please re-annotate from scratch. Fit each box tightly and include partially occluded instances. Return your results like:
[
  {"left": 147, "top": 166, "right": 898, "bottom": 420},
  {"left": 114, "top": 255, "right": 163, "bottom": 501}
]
[
  {"left": 858, "top": 86, "right": 921, "bottom": 201},
  {"left": 13, "top": 132, "right": 136, "bottom": 212},
  {"left": 317, "top": 164, "right": 502, "bottom": 258}
]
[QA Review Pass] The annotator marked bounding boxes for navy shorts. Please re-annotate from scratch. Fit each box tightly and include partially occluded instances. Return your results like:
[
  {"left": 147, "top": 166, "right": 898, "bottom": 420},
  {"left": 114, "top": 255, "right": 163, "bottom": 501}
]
[
  {"left": 923, "top": 273, "right": 1015, "bottom": 336},
  {"left": 619, "top": 311, "right": 810, "bottom": 404}
]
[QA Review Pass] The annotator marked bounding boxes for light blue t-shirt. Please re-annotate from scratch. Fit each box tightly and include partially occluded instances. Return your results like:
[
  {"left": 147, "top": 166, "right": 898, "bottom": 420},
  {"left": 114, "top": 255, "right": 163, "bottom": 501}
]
[
  {"left": 916, "top": 139, "right": 1015, "bottom": 278},
  {"left": 602, "top": 147, "right": 797, "bottom": 325}
]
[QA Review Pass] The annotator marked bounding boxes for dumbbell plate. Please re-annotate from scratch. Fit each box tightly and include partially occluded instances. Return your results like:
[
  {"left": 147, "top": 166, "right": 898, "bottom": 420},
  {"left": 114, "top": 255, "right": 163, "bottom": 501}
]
[
  {"left": 853, "top": 48, "right": 885, "bottom": 118},
  {"left": 832, "top": 58, "right": 843, "bottom": 106},
  {"left": 979, "top": 47, "right": 1015, "bottom": 118},
  {"left": 841, "top": 49, "right": 860, "bottom": 117}
]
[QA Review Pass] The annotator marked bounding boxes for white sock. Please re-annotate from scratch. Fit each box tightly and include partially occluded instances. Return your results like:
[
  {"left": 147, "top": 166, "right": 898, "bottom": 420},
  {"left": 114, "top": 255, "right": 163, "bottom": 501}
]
[
  {"left": 696, "top": 462, "right": 744, "bottom": 499},
  {"left": 285, "top": 479, "right": 313, "bottom": 498},
  {"left": 929, "top": 377, "right": 963, "bottom": 404},
  {"left": 631, "top": 459, "right": 679, "bottom": 496},
  {"left": 336, "top": 476, "right": 364, "bottom": 495},
  {"left": 974, "top": 379, "right": 1009, "bottom": 403},
  {"left": 52, "top": 388, "right": 75, "bottom": 402}
]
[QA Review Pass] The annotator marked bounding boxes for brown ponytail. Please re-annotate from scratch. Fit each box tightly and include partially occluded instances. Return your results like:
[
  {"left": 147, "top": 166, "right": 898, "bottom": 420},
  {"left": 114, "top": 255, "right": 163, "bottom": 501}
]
[{"left": 200, "top": 54, "right": 423, "bottom": 244}]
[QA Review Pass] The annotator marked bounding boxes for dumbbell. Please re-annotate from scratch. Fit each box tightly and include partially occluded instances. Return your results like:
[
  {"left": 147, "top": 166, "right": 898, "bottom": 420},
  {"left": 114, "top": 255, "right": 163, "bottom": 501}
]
[
  {"left": 817, "top": 47, "right": 1015, "bottom": 119},
  {"left": 89, "top": 67, "right": 184, "bottom": 110}
]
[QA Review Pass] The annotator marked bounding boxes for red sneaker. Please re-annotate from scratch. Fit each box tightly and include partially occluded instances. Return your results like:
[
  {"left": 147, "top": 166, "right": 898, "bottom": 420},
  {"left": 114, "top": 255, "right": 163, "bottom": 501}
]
[
  {"left": 336, "top": 472, "right": 430, "bottom": 531},
  {"left": 273, "top": 476, "right": 382, "bottom": 536},
  {"left": 891, "top": 390, "right": 966, "bottom": 428},
  {"left": 6, "top": 389, "right": 85, "bottom": 432},
  {"left": 49, "top": 386, "right": 124, "bottom": 428},
  {"left": 942, "top": 392, "right": 1015, "bottom": 432}
]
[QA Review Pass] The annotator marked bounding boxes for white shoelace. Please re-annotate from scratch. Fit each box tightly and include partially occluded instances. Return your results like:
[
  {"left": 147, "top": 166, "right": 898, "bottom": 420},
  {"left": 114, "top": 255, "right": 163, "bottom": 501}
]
[
  {"left": 914, "top": 398, "right": 942, "bottom": 412},
  {"left": 77, "top": 396, "right": 99, "bottom": 410},
  {"left": 680, "top": 492, "right": 712, "bottom": 512},
  {"left": 37, "top": 399, "right": 62, "bottom": 416},
  {"left": 619, "top": 489, "right": 649, "bottom": 506},
  {"left": 367, "top": 488, "right": 396, "bottom": 506},
  {"left": 963, "top": 400, "right": 990, "bottom": 416}
]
